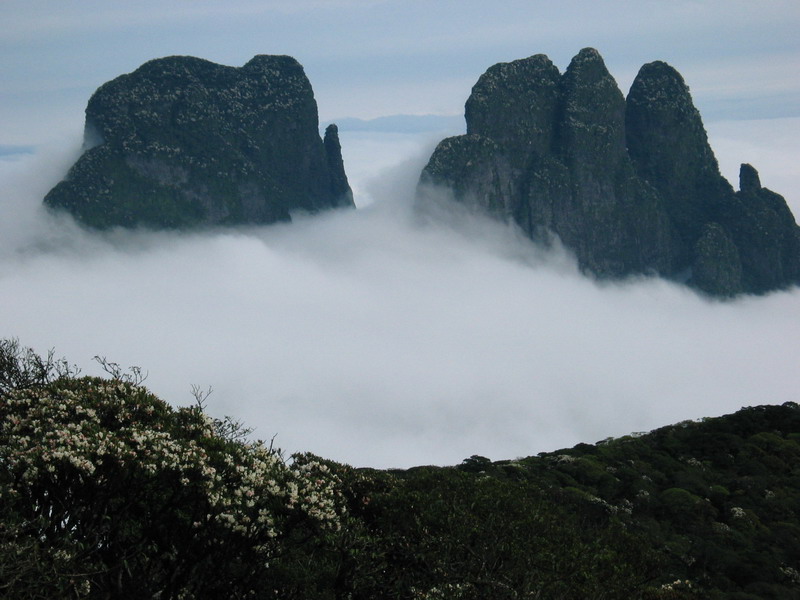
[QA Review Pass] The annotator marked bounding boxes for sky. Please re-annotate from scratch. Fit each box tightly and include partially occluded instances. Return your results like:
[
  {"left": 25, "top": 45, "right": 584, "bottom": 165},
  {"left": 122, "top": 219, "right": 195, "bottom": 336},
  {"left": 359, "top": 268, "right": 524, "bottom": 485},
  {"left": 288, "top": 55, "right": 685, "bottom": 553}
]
[{"left": 1, "top": 1, "right": 799, "bottom": 468}]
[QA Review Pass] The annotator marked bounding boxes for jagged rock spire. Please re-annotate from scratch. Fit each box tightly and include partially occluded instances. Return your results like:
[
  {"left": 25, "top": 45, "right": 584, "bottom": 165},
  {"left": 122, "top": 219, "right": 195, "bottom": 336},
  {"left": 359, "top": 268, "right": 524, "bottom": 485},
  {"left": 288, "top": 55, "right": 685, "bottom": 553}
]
[
  {"left": 739, "top": 163, "right": 761, "bottom": 193},
  {"left": 323, "top": 124, "right": 354, "bottom": 207},
  {"left": 465, "top": 54, "right": 561, "bottom": 165},
  {"left": 557, "top": 48, "right": 628, "bottom": 165},
  {"left": 420, "top": 48, "right": 800, "bottom": 296}
]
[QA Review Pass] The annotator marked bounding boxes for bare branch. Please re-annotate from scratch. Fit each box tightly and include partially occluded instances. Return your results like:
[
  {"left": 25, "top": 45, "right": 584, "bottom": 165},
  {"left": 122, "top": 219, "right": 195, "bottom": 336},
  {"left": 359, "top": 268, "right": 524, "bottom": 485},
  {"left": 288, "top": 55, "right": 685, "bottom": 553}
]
[
  {"left": 0, "top": 338, "right": 79, "bottom": 393},
  {"left": 93, "top": 356, "right": 148, "bottom": 385},
  {"left": 190, "top": 384, "right": 213, "bottom": 411}
]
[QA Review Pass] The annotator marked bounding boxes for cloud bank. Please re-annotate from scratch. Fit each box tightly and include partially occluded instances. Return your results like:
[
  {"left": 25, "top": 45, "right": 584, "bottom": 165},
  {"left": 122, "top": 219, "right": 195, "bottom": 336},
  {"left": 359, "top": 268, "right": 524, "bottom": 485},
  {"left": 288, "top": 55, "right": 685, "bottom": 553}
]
[{"left": 1, "top": 132, "right": 799, "bottom": 469}]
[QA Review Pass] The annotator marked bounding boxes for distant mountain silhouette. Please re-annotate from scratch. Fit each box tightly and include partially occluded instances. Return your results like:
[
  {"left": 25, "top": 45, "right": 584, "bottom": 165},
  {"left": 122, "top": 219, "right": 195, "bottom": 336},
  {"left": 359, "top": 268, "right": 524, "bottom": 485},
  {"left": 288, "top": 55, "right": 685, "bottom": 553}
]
[{"left": 326, "top": 114, "right": 464, "bottom": 134}]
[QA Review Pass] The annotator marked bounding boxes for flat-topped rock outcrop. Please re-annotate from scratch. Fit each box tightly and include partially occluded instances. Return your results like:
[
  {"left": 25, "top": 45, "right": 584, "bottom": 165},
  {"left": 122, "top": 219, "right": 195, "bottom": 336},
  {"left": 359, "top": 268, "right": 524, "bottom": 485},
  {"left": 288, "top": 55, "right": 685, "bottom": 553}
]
[{"left": 44, "top": 55, "right": 353, "bottom": 229}]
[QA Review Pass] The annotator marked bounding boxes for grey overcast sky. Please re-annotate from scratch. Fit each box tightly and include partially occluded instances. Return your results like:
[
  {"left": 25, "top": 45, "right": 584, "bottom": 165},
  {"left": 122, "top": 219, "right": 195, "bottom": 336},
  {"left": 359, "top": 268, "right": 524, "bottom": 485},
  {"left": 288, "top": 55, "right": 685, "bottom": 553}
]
[
  {"left": 2, "top": 0, "right": 799, "bottom": 143},
  {"left": 1, "top": 1, "right": 799, "bottom": 468}
]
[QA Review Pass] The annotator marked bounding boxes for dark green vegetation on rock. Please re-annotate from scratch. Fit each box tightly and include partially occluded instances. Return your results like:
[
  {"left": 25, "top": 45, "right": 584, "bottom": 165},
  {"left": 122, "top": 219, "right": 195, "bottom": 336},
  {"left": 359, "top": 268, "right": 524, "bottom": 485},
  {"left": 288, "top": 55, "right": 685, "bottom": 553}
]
[
  {"left": 3, "top": 340, "right": 800, "bottom": 599},
  {"left": 421, "top": 48, "right": 800, "bottom": 297},
  {"left": 44, "top": 55, "right": 353, "bottom": 229}
]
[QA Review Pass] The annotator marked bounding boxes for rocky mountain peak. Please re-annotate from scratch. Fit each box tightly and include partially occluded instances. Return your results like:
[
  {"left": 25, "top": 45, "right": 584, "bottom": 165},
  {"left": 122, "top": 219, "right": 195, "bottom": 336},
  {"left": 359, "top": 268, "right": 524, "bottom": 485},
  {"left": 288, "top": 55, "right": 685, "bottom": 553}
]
[
  {"left": 625, "top": 59, "right": 724, "bottom": 186},
  {"left": 242, "top": 54, "right": 299, "bottom": 69},
  {"left": 557, "top": 47, "right": 627, "bottom": 166},
  {"left": 420, "top": 48, "right": 800, "bottom": 296},
  {"left": 626, "top": 59, "right": 732, "bottom": 262},
  {"left": 464, "top": 54, "right": 561, "bottom": 162},
  {"left": 45, "top": 54, "right": 353, "bottom": 229}
]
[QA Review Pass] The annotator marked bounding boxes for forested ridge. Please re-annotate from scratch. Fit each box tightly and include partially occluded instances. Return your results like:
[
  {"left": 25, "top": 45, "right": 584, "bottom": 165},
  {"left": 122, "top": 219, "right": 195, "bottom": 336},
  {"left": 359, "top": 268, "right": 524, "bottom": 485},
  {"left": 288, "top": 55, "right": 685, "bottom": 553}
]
[{"left": 2, "top": 340, "right": 798, "bottom": 599}]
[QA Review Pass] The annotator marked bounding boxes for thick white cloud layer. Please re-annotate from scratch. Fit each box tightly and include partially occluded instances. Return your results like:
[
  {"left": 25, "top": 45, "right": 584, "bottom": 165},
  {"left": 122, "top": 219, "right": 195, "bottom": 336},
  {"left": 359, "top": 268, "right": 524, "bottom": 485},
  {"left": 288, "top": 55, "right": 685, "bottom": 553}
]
[{"left": 1, "top": 131, "right": 799, "bottom": 469}]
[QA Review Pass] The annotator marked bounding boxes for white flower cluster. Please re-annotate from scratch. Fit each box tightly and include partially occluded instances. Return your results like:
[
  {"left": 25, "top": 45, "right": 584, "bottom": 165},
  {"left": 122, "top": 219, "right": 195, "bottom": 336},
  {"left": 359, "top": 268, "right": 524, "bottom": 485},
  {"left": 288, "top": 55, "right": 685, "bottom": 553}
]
[
  {"left": 712, "top": 521, "right": 732, "bottom": 534},
  {"left": 553, "top": 454, "right": 578, "bottom": 464},
  {"left": 660, "top": 579, "right": 693, "bottom": 591},
  {"left": 730, "top": 506, "right": 747, "bottom": 519},
  {"left": 586, "top": 493, "right": 633, "bottom": 516},
  {"left": 413, "top": 582, "right": 475, "bottom": 599},
  {"left": 780, "top": 565, "right": 800, "bottom": 584},
  {"left": 0, "top": 377, "right": 346, "bottom": 556}
]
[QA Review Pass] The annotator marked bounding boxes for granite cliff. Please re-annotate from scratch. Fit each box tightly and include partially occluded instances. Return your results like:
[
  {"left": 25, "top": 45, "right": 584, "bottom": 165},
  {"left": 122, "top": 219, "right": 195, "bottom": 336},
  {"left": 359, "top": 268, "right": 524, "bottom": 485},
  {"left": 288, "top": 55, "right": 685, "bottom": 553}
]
[
  {"left": 421, "top": 48, "right": 800, "bottom": 296},
  {"left": 44, "top": 55, "right": 353, "bottom": 229}
]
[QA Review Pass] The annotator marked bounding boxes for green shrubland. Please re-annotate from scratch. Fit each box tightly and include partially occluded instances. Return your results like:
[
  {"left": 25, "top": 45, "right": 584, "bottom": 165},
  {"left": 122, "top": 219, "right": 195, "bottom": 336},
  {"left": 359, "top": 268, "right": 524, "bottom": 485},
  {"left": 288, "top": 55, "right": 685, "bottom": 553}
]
[{"left": 2, "top": 339, "right": 798, "bottom": 599}]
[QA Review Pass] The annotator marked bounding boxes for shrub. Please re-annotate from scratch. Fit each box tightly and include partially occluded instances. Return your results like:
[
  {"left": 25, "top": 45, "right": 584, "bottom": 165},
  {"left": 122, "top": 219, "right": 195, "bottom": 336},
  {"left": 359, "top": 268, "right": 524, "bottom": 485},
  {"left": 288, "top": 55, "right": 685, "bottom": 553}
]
[{"left": 0, "top": 343, "right": 345, "bottom": 599}]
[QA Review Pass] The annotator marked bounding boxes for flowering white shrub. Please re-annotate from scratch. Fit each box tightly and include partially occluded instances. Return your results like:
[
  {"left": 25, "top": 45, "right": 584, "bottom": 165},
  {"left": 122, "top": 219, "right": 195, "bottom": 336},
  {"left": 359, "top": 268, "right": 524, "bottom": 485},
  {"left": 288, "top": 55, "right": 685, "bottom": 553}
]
[
  {"left": 660, "top": 579, "right": 693, "bottom": 591},
  {"left": 0, "top": 373, "right": 345, "bottom": 598},
  {"left": 730, "top": 506, "right": 747, "bottom": 519},
  {"left": 413, "top": 582, "right": 476, "bottom": 599},
  {"left": 781, "top": 565, "right": 800, "bottom": 584},
  {"left": 712, "top": 521, "right": 732, "bottom": 534}
]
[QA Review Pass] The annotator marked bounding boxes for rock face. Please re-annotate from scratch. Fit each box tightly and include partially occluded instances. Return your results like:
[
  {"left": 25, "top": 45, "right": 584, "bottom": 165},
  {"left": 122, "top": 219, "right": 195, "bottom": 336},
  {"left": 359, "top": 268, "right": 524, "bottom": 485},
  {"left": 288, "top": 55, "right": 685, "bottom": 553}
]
[
  {"left": 421, "top": 48, "right": 800, "bottom": 296},
  {"left": 44, "top": 55, "right": 353, "bottom": 229}
]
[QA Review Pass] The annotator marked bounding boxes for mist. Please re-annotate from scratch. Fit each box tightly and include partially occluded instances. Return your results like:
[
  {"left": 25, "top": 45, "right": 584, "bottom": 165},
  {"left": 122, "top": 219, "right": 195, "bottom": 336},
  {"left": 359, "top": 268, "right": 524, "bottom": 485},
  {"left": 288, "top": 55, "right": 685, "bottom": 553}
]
[{"left": 1, "top": 130, "right": 799, "bottom": 469}]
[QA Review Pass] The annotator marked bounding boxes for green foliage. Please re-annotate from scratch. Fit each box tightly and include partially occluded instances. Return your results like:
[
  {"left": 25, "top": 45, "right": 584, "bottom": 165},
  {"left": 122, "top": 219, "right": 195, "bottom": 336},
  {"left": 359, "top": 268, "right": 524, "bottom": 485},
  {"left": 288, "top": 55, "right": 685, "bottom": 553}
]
[
  {"left": 525, "top": 404, "right": 800, "bottom": 598},
  {"left": 0, "top": 342, "right": 345, "bottom": 599},
  {"left": 2, "top": 340, "right": 799, "bottom": 598}
]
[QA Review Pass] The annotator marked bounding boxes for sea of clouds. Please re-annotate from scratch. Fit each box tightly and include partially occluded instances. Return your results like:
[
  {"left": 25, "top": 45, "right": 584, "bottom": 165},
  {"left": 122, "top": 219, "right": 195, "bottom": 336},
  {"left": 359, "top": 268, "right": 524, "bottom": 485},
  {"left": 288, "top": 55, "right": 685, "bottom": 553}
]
[{"left": 0, "top": 125, "right": 798, "bottom": 469}]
